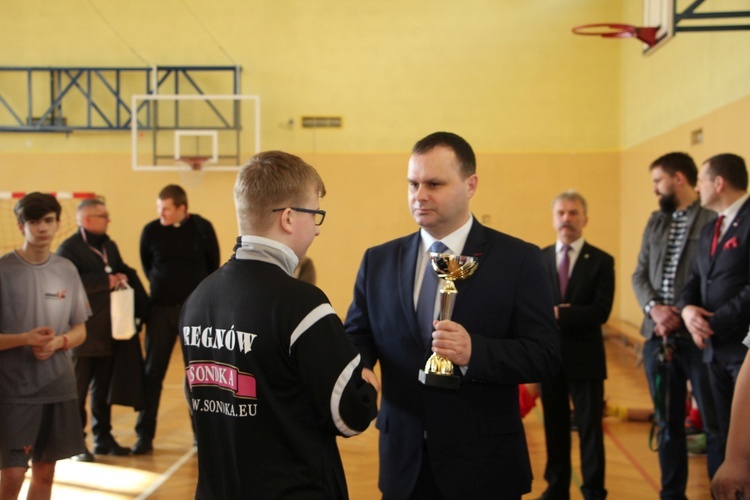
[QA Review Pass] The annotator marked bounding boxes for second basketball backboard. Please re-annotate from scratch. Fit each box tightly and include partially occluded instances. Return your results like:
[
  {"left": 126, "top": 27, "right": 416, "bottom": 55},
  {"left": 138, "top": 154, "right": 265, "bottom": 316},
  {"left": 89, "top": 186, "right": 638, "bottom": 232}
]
[{"left": 643, "top": 0, "right": 675, "bottom": 55}]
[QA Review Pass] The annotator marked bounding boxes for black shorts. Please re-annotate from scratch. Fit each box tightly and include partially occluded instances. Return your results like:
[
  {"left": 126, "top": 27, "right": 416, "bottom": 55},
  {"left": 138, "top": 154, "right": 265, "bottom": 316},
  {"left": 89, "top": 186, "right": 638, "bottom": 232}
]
[{"left": 0, "top": 400, "right": 84, "bottom": 469}]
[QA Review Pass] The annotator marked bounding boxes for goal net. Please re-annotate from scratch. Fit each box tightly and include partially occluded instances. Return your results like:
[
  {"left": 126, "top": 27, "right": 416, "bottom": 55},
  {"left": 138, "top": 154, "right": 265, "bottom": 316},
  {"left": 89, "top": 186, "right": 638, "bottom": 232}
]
[{"left": 0, "top": 192, "right": 97, "bottom": 255}]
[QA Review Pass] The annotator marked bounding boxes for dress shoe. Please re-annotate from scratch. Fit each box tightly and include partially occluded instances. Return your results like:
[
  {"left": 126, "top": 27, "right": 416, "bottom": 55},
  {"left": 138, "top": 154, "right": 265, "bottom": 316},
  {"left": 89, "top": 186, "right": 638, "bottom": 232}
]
[
  {"left": 131, "top": 437, "right": 153, "bottom": 455},
  {"left": 94, "top": 439, "right": 131, "bottom": 456},
  {"left": 71, "top": 449, "right": 95, "bottom": 462}
]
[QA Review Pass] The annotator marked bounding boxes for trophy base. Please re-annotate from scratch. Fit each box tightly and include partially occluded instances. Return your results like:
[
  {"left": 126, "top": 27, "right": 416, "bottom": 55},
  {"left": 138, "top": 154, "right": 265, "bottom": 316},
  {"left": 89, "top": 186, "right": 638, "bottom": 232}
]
[{"left": 418, "top": 369, "right": 460, "bottom": 390}]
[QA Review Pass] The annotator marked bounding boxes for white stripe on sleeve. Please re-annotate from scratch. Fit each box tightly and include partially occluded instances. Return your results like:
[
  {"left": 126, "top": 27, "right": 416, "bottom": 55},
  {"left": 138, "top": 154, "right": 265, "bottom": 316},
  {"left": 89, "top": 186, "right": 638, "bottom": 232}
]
[
  {"left": 330, "top": 354, "right": 362, "bottom": 437},
  {"left": 288, "top": 303, "right": 336, "bottom": 354}
]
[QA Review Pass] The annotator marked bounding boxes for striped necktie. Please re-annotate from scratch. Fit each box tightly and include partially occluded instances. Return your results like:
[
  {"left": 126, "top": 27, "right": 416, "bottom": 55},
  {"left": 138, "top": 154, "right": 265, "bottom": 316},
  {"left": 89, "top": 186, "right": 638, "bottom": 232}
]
[{"left": 417, "top": 241, "right": 448, "bottom": 346}]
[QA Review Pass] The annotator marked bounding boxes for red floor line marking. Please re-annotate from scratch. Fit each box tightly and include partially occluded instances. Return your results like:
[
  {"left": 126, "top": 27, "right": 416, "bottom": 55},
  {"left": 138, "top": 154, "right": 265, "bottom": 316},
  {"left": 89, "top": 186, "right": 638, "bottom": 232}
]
[{"left": 603, "top": 422, "right": 661, "bottom": 493}]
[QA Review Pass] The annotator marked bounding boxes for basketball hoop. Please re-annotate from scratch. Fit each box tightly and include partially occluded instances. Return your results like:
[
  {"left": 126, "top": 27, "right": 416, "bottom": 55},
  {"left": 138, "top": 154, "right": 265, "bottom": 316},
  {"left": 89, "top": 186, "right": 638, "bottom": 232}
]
[
  {"left": 572, "top": 23, "right": 659, "bottom": 48},
  {"left": 176, "top": 157, "right": 208, "bottom": 188},
  {"left": 177, "top": 156, "right": 210, "bottom": 171}
]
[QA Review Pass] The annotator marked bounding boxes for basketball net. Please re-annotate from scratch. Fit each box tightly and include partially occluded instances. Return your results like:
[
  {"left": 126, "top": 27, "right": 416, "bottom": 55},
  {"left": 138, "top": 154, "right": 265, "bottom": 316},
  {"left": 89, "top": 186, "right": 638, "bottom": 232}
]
[{"left": 177, "top": 157, "right": 208, "bottom": 188}]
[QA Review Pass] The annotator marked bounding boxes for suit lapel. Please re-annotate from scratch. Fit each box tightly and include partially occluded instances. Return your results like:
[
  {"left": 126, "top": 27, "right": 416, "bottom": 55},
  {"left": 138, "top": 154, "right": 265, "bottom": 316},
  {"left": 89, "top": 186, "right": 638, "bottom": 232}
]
[
  {"left": 544, "top": 246, "right": 561, "bottom": 303},
  {"left": 716, "top": 198, "right": 750, "bottom": 255},
  {"left": 456, "top": 219, "right": 489, "bottom": 298},
  {"left": 398, "top": 232, "right": 422, "bottom": 346},
  {"left": 566, "top": 242, "right": 591, "bottom": 300}
]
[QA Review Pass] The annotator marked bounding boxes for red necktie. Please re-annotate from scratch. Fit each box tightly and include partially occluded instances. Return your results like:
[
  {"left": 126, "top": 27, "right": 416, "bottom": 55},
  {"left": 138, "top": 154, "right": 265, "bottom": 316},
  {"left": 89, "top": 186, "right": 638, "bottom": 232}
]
[
  {"left": 559, "top": 244, "right": 571, "bottom": 297},
  {"left": 710, "top": 215, "right": 725, "bottom": 257}
]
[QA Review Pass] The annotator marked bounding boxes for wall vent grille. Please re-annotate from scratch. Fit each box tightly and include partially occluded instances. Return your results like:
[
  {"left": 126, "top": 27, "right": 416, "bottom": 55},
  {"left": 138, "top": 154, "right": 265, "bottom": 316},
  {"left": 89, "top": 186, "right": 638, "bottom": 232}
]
[{"left": 301, "top": 116, "right": 342, "bottom": 128}]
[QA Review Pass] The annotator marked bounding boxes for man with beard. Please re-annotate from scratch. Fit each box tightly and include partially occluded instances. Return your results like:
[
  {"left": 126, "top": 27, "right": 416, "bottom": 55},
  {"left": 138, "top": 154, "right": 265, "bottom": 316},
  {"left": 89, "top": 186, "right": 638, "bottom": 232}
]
[{"left": 632, "top": 152, "right": 721, "bottom": 498}]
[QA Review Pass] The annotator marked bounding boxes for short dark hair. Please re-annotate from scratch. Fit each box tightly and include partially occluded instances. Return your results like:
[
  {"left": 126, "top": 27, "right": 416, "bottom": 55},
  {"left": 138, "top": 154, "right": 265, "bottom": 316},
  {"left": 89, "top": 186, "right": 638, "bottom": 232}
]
[
  {"left": 14, "top": 192, "right": 62, "bottom": 224},
  {"left": 650, "top": 152, "right": 698, "bottom": 186},
  {"left": 412, "top": 131, "right": 476, "bottom": 178},
  {"left": 158, "top": 184, "right": 188, "bottom": 210},
  {"left": 704, "top": 153, "right": 748, "bottom": 191}
]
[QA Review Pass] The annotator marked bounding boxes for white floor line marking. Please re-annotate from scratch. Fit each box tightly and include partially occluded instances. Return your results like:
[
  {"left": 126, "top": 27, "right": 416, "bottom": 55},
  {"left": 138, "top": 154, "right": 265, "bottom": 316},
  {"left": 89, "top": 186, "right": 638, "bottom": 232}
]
[{"left": 136, "top": 446, "right": 197, "bottom": 499}]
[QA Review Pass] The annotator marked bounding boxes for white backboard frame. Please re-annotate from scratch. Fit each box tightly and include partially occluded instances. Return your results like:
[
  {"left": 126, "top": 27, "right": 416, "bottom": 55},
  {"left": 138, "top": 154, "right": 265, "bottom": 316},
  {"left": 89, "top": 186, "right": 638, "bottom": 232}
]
[
  {"left": 643, "top": 0, "right": 675, "bottom": 55},
  {"left": 131, "top": 94, "right": 261, "bottom": 172}
]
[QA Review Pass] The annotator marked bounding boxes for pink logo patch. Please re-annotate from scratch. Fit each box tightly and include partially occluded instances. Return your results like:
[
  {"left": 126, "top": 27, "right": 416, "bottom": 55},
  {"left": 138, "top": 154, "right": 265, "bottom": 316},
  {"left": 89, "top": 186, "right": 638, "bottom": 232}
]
[{"left": 186, "top": 362, "right": 256, "bottom": 398}]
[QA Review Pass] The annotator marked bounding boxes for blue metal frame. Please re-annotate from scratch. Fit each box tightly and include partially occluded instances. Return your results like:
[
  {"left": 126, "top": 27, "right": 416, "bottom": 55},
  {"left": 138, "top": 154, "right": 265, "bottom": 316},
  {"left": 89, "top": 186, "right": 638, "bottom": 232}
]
[
  {"left": 0, "top": 65, "right": 241, "bottom": 132},
  {"left": 675, "top": 0, "right": 750, "bottom": 33}
]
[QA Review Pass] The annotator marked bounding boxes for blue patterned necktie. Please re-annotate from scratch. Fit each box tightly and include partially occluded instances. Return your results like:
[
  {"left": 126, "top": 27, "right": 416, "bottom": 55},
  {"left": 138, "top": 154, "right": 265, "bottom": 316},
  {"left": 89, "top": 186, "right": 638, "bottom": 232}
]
[{"left": 417, "top": 241, "right": 449, "bottom": 346}]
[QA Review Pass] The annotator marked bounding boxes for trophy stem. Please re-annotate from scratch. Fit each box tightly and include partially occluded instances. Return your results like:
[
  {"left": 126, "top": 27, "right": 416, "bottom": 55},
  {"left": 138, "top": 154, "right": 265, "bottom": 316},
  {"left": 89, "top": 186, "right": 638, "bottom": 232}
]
[{"left": 438, "top": 281, "right": 457, "bottom": 321}]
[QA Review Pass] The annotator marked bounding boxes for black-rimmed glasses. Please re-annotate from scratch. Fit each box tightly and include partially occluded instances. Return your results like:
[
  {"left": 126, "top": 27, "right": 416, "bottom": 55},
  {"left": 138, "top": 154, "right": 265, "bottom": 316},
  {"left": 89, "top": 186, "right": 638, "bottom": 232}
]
[{"left": 272, "top": 207, "right": 326, "bottom": 226}]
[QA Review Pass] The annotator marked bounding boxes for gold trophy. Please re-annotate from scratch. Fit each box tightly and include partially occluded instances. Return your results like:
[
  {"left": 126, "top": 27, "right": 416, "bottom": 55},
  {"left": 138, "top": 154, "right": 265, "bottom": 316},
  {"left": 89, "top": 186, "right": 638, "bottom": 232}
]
[{"left": 418, "top": 253, "right": 478, "bottom": 390}]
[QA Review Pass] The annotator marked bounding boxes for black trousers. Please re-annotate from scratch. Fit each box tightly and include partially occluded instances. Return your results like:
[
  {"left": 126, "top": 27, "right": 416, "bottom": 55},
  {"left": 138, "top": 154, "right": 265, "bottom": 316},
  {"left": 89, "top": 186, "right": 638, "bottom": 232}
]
[
  {"left": 73, "top": 354, "right": 115, "bottom": 444},
  {"left": 135, "top": 304, "right": 181, "bottom": 440},
  {"left": 540, "top": 371, "right": 606, "bottom": 500}
]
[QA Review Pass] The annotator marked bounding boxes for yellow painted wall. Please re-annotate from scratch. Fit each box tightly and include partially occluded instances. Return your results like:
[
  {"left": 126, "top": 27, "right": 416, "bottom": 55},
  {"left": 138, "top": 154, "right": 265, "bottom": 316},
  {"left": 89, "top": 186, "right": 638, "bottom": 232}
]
[
  {"left": 620, "top": 1, "right": 750, "bottom": 148},
  {"left": 2, "top": 0, "right": 750, "bottom": 327},
  {"left": 1, "top": 0, "right": 622, "bottom": 152},
  {"left": 619, "top": 93, "right": 750, "bottom": 329},
  {"left": 1, "top": 150, "right": 619, "bottom": 317}
]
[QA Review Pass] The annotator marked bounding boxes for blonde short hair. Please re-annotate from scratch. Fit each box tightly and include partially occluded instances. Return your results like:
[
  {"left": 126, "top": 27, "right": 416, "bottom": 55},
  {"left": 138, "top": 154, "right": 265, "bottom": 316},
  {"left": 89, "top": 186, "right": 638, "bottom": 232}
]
[{"left": 234, "top": 151, "right": 326, "bottom": 234}]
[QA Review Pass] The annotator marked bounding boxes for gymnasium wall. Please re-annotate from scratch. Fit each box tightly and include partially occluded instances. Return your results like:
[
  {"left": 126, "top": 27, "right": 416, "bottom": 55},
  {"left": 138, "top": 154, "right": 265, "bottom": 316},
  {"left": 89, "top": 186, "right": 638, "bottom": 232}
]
[
  {"left": 1, "top": 1, "right": 749, "bottom": 323},
  {"left": 616, "top": 0, "right": 750, "bottom": 328},
  {"left": 619, "top": 94, "right": 750, "bottom": 329}
]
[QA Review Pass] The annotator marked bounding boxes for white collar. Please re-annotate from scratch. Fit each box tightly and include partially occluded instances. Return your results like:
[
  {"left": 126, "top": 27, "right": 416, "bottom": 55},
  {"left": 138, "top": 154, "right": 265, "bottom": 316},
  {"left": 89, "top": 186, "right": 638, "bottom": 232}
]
[
  {"left": 235, "top": 235, "right": 299, "bottom": 276},
  {"left": 420, "top": 215, "right": 474, "bottom": 255},
  {"left": 720, "top": 193, "right": 750, "bottom": 224},
  {"left": 556, "top": 237, "right": 585, "bottom": 254}
]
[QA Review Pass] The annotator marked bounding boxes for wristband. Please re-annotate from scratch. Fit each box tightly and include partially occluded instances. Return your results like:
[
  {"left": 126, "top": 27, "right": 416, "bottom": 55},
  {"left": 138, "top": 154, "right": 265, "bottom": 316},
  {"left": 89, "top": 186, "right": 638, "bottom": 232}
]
[{"left": 62, "top": 334, "right": 69, "bottom": 351}]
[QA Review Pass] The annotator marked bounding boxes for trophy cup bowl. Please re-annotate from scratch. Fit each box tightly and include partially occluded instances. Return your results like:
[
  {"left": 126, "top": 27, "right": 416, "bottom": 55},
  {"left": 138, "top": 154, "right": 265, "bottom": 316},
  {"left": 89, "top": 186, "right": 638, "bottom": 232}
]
[{"left": 418, "top": 253, "right": 478, "bottom": 390}]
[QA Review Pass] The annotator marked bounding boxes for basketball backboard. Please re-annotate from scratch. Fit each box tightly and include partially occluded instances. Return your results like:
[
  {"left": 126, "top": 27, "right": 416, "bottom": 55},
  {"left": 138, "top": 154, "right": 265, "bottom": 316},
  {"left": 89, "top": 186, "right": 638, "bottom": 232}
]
[
  {"left": 131, "top": 94, "right": 261, "bottom": 172},
  {"left": 643, "top": 0, "right": 675, "bottom": 55}
]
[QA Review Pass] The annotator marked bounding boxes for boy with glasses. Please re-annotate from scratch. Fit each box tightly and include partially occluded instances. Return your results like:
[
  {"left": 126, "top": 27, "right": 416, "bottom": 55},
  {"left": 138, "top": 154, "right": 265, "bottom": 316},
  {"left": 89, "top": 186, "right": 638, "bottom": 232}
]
[{"left": 180, "top": 150, "right": 378, "bottom": 498}]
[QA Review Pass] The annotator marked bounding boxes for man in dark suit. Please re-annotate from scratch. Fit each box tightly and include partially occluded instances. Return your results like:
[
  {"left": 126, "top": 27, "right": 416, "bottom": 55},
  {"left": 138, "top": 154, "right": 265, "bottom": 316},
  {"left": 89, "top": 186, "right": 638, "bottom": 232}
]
[
  {"left": 344, "top": 131, "right": 560, "bottom": 500},
  {"left": 538, "top": 191, "right": 614, "bottom": 500},
  {"left": 57, "top": 198, "right": 145, "bottom": 462},
  {"left": 632, "top": 152, "right": 720, "bottom": 496},
  {"left": 680, "top": 153, "right": 750, "bottom": 466}
]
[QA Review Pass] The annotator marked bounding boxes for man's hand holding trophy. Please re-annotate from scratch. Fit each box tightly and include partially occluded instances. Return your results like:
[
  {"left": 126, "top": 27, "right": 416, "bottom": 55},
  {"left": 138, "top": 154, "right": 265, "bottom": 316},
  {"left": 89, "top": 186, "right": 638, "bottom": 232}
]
[{"left": 418, "top": 252, "right": 478, "bottom": 390}]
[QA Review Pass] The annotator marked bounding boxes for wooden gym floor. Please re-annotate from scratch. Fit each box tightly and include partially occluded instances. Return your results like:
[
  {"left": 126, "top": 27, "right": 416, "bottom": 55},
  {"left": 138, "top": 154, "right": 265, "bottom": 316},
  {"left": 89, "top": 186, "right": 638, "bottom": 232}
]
[{"left": 19, "top": 334, "right": 712, "bottom": 499}]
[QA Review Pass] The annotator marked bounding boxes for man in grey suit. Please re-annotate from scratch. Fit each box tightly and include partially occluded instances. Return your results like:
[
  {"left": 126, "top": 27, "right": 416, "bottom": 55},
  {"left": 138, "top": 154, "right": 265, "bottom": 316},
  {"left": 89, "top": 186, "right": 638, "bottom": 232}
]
[{"left": 632, "top": 152, "right": 720, "bottom": 498}]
